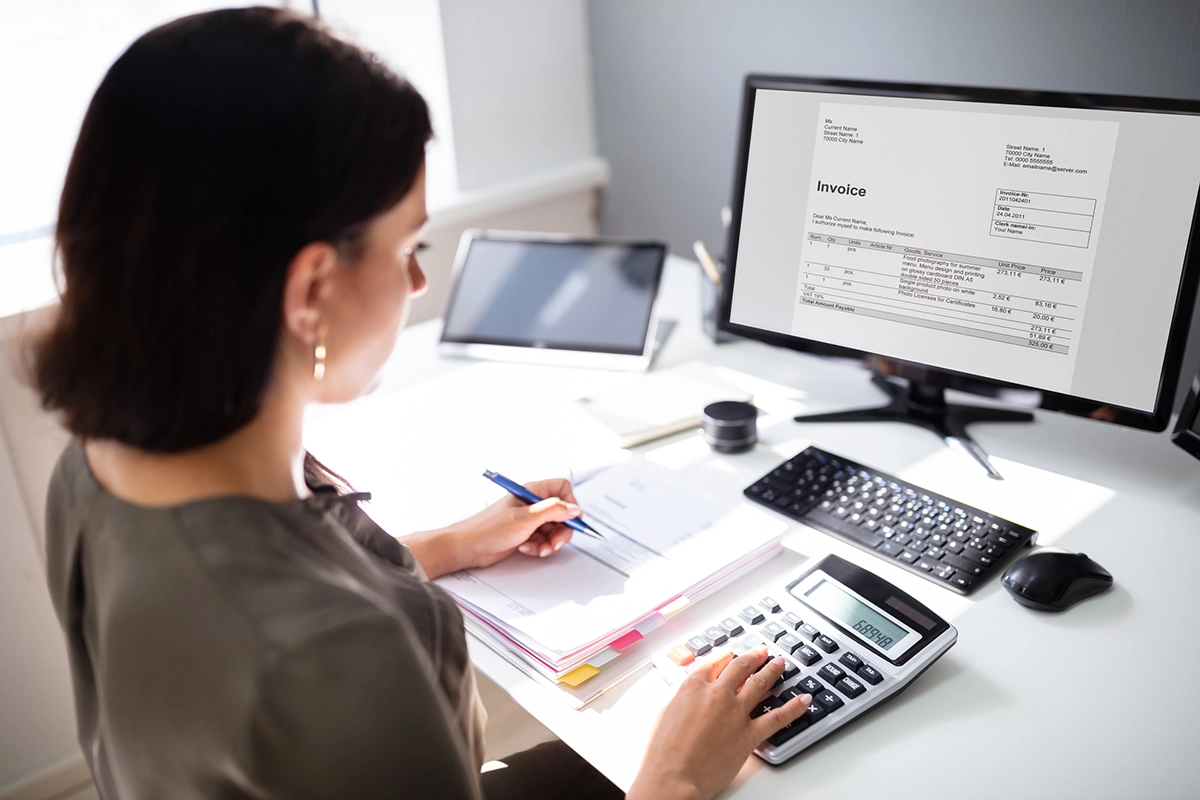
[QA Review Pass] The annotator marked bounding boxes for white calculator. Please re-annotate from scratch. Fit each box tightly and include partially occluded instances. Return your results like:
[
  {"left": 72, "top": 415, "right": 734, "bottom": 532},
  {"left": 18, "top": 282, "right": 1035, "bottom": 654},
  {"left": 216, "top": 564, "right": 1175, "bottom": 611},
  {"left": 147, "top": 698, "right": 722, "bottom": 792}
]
[{"left": 651, "top": 554, "right": 958, "bottom": 764}]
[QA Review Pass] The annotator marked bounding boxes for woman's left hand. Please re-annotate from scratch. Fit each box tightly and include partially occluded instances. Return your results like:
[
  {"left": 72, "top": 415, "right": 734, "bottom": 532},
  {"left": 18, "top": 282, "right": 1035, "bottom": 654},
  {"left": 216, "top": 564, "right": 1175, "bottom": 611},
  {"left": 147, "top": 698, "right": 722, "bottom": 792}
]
[{"left": 405, "top": 478, "right": 582, "bottom": 578}]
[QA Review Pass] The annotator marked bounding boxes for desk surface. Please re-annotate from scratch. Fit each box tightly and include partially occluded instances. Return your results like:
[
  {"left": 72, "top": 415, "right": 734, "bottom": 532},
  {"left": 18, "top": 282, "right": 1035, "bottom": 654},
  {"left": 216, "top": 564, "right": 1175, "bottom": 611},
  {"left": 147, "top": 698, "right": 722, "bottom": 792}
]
[{"left": 306, "top": 256, "right": 1200, "bottom": 799}]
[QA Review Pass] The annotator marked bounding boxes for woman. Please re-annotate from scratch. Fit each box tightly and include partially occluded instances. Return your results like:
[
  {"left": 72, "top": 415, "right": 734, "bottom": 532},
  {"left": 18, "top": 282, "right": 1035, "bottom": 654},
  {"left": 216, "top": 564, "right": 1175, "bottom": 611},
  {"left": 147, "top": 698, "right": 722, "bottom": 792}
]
[{"left": 30, "top": 8, "right": 810, "bottom": 799}]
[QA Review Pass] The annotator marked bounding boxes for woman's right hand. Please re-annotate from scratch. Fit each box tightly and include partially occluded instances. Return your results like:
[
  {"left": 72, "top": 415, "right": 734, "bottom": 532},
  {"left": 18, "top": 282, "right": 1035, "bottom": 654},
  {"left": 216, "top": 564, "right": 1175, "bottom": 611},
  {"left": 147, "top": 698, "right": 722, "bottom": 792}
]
[{"left": 628, "top": 646, "right": 811, "bottom": 800}]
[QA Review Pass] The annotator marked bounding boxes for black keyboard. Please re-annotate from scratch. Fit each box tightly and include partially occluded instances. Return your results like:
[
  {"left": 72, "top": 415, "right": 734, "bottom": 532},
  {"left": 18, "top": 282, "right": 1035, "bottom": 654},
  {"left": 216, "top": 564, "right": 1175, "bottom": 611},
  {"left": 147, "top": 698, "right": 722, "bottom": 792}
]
[{"left": 744, "top": 446, "right": 1037, "bottom": 595}]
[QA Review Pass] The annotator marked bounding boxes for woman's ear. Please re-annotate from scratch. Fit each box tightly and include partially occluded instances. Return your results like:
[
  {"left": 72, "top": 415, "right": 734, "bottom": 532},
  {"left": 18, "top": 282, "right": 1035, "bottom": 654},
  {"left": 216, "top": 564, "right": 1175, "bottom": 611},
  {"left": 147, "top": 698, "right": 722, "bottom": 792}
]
[{"left": 281, "top": 242, "right": 339, "bottom": 345}]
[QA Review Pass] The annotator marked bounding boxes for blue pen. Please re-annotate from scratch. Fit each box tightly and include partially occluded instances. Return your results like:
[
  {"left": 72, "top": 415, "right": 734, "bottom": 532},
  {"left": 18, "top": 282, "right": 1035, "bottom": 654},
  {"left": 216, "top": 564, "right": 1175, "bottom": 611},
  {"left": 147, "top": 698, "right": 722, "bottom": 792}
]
[{"left": 482, "top": 470, "right": 606, "bottom": 540}]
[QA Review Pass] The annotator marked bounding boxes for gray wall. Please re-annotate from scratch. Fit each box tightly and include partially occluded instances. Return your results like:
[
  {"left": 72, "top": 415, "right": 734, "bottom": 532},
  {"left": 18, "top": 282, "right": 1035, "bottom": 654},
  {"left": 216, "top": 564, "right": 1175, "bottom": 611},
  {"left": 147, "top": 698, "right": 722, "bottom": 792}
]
[{"left": 587, "top": 0, "right": 1200, "bottom": 410}]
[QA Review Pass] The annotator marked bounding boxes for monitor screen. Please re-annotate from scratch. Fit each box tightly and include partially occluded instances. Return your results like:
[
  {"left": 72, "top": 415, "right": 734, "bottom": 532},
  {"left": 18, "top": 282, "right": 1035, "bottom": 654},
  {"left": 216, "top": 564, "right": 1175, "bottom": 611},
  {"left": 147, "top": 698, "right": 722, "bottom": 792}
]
[{"left": 726, "top": 78, "right": 1200, "bottom": 427}]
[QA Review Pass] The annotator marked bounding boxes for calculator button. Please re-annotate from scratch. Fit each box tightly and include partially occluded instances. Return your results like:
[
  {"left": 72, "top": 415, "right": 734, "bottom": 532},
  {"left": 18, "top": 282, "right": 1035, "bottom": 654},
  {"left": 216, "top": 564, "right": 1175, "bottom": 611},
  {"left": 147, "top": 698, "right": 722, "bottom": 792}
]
[
  {"left": 857, "top": 663, "right": 883, "bottom": 685},
  {"left": 839, "top": 651, "right": 864, "bottom": 671},
  {"left": 816, "top": 690, "right": 845, "bottom": 712},
  {"left": 781, "top": 659, "right": 800, "bottom": 681},
  {"left": 762, "top": 621, "right": 788, "bottom": 642},
  {"left": 751, "top": 695, "right": 784, "bottom": 719},
  {"left": 797, "top": 675, "right": 825, "bottom": 695},
  {"left": 686, "top": 636, "right": 711, "bottom": 656},
  {"left": 803, "top": 698, "right": 828, "bottom": 724},
  {"left": 667, "top": 645, "right": 695, "bottom": 667},
  {"left": 814, "top": 635, "right": 839, "bottom": 654},
  {"left": 818, "top": 663, "right": 846, "bottom": 684},
  {"left": 782, "top": 612, "right": 804, "bottom": 630},
  {"left": 739, "top": 606, "right": 765, "bottom": 625},
  {"left": 719, "top": 617, "right": 745, "bottom": 637},
  {"left": 760, "top": 596, "right": 782, "bottom": 613},
  {"left": 835, "top": 675, "right": 866, "bottom": 698},
  {"left": 798, "top": 623, "right": 820, "bottom": 641},
  {"left": 703, "top": 627, "right": 728, "bottom": 647},
  {"left": 768, "top": 720, "right": 808, "bottom": 746},
  {"left": 793, "top": 645, "right": 821, "bottom": 666},
  {"left": 777, "top": 633, "right": 803, "bottom": 655}
]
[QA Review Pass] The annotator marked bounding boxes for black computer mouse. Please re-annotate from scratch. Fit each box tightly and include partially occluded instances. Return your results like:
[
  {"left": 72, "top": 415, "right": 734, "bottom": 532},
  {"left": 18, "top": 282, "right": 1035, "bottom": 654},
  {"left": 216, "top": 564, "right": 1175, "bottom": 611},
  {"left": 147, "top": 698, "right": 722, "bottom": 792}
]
[{"left": 1001, "top": 549, "right": 1113, "bottom": 611}]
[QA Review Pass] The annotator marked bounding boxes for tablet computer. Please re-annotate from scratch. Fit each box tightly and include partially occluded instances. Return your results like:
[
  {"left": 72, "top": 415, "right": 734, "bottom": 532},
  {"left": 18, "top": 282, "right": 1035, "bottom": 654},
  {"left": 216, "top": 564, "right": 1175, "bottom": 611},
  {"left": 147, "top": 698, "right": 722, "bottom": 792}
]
[{"left": 438, "top": 231, "right": 669, "bottom": 371}]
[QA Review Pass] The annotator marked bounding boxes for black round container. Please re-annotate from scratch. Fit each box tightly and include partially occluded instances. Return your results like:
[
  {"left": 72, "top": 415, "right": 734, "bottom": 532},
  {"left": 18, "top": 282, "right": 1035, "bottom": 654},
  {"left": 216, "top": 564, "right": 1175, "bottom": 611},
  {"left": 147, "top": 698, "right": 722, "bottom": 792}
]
[{"left": 702, "top": 401, "right": 758, "bottom": 453}]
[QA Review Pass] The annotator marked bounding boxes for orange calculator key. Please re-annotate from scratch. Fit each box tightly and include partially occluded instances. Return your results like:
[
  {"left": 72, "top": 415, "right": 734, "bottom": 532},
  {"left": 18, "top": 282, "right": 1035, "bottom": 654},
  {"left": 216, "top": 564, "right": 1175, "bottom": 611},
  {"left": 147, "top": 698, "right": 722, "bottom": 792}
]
[{"left": 667, "top": 644, "right": 695, "bottom": 667}]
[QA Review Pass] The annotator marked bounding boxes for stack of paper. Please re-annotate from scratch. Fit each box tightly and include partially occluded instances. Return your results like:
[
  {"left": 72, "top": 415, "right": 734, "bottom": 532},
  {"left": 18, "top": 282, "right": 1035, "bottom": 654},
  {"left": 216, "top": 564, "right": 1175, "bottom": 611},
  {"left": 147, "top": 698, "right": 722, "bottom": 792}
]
[{"left": 435, "top": 456, "right": 786, "bottom": 706}]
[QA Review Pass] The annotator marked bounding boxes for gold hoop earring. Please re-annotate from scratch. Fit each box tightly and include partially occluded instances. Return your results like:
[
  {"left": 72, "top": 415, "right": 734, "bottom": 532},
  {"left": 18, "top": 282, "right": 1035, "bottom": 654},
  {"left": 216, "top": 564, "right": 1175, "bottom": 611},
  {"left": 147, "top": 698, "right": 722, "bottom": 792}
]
[{"left": 313, "top": 331, "right": 327, "bottom": 381}]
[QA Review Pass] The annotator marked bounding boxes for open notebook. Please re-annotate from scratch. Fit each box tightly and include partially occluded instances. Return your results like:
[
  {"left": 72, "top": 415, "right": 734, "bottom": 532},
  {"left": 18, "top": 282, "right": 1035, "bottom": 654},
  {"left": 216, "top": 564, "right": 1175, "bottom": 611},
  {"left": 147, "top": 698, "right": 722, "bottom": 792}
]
[{"left": 435, "top": 456, "right": 785, "bottom": 705}]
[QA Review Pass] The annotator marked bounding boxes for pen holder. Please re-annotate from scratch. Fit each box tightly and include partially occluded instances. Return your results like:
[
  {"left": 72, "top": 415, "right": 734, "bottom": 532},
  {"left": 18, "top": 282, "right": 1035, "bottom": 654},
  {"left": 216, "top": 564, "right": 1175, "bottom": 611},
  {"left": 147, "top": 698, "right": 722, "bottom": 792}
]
[{"left": 700, "top": 261, "right": 736, "bottom": 344}]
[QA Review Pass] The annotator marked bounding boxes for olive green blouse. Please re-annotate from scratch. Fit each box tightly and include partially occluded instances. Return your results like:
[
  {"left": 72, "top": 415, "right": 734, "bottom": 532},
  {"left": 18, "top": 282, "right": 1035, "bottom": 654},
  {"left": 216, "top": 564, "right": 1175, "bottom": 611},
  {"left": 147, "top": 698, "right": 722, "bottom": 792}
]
[{"left": 44, "top": 441, "right": 487, "bottom": 799}]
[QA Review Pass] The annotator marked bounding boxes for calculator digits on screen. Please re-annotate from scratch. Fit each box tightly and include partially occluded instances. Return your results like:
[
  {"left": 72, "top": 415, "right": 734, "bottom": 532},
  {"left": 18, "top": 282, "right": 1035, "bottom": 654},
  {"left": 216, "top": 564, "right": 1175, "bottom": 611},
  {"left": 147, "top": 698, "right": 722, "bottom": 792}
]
[{"left": 651, "top": 554, "right": 957, "bottom": 764}]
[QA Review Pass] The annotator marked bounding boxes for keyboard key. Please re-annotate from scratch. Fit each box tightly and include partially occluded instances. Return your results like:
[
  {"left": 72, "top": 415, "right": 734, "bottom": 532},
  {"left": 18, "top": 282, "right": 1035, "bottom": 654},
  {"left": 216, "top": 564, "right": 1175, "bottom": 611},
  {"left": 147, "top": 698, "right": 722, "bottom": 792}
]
[
  {"left": 816, "top": 690, "right": 845, "bottom": 712},
  {"left": 944, "top": 554, "right": 987, "bottom": 577},
  {"left": 763, "top": 621, "right": 788, "bottom": 642},
  {"left": 835, "top": 675, "right": 866, "bottom": 698},
  {"left": 667, "top": 645, "right": 695, "bottom": 666},
  {"left": 915, "top": 559, "right": 937, "bottom": 573},
  {"left": 720, "top": 617, "right": 745, "bottom": 637},
  {"left": 818, "top": 663, "right": 846, "bottom": 684},
  {"left": 935, "top": 564, "right": 956, "bottom": 581},
  {"left": 798, "top": 623, "right": 820, "bottom": 641},
  {"left": 814, "top": 635, "right": 839, "bottom": 653},
  {"left": 761, "top": 596, "right": 782, "bottom": 613},
  {"left": 839, "top": 651, "right": 864, "bottom": 671},
  {"left": 739, "top": 606, "right": 765, "bottom": 625},
  {"left": 898, "top": 550, "right": 919, "bottom": 564},
  {"left": 857, "top": 663, "right": 883, "bottom": 684},
  {"left": 926, "top": 547, "right": 946, "bottom": 560},
  {"left": 704, "top": 626, "right": 728, "bottom": 647},
  {"left": 878, "top": 540, "right": 903, "bottom": 557},
  {"left": 777, "top": 633, "right": 803, "bottom": 654},
  {"left": 794, "top": 645, "right": 821, "bottom": 666},
  {"left": 751, "top": 695, "right": 783, "bottom": 719},
  {"left": 686, "top": 636, "right": 711, "bottom": 656},
  {"left": 796, "top": 675, "right": 825, "bottom": 695},
  {"left": 782, "top": 612, "right": 804, "bottom": 630},
  {"left": 950, "top": 574, "right": 976, "bottom": 591}
]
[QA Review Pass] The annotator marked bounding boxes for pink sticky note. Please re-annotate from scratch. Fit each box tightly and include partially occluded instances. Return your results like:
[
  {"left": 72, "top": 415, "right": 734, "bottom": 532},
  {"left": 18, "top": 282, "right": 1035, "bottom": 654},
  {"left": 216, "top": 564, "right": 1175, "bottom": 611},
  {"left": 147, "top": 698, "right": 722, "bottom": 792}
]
[{"left": 609, "top": 630, "right": 644, "bottom": 651}]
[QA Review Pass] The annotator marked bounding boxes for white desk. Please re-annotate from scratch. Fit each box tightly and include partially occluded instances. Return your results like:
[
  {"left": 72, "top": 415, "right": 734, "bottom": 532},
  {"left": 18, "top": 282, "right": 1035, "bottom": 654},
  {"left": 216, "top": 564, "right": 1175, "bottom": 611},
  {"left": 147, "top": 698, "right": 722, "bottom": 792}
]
[{"left": 306, "top": 256, "right": 1200, "bottom": 799}]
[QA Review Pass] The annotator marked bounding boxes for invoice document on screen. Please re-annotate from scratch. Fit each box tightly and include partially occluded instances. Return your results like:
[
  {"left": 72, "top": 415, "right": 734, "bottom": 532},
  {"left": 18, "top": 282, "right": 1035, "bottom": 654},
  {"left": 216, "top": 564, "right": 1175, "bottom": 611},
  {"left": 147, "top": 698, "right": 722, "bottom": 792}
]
[
  {"left": 794, "top": 102, "right": 1119, "bottom": 394},
  {"left": 436, "top": 456, "right": 785, "bottom": 658}
]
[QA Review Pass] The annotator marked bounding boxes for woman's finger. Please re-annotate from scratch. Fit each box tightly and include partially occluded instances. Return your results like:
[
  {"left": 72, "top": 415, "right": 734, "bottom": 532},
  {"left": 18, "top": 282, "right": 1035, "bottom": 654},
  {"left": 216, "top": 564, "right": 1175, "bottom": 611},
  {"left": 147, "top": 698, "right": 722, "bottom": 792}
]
[
  {"left": 524, "top": 478, "right": 579, "bottom": 507},
  {"left": 740, "top": 656, "right": 787, "bottom": 709},
  {"left": 716, "top": 647, "right": 771, "bottom": 690},
  {"left": 752, "top": 691, "right": 812, "bottom": 741}
]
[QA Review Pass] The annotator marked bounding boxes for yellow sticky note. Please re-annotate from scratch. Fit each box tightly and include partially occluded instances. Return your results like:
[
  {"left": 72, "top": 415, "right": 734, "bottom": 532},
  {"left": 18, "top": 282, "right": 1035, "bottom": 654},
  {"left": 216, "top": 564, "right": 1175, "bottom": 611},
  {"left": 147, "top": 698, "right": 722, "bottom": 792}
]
[{"left": 558, "top": 664, "right": 600, "bottom": 687}]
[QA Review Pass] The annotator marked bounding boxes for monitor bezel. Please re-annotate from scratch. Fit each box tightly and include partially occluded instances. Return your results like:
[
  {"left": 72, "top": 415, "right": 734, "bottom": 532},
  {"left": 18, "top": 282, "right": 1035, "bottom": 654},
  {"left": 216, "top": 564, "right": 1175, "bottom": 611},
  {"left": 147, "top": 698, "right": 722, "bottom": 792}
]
[{"left": 719, "top": 74, "right": 1200, "bottom": 432}]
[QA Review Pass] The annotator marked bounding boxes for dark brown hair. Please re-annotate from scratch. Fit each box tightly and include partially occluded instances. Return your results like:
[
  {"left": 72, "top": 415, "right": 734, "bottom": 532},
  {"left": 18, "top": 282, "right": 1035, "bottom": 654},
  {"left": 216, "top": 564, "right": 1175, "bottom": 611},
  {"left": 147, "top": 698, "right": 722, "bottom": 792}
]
[{"left": 29, "top": 7, "right": 432, "bottom": 457}]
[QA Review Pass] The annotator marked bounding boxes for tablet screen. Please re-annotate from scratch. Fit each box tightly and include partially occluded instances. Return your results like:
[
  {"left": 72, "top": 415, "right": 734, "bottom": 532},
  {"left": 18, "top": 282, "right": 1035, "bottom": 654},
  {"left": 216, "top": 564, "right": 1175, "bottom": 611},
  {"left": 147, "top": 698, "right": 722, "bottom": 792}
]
[{"left": 441, "top": 237, "right": 667, "bottom": 355}]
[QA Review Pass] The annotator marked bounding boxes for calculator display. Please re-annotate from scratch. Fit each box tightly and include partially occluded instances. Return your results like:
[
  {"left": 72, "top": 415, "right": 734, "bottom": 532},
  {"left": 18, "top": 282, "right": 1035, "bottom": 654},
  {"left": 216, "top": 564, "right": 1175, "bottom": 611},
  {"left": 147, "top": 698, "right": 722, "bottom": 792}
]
[{"left": 804, "top": 579, "right": 909, "bottom": 652}]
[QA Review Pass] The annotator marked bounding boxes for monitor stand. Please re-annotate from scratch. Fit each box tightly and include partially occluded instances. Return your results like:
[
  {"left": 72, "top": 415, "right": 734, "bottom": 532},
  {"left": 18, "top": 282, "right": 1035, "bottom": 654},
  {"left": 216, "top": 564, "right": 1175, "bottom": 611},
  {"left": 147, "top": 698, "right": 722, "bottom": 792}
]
[{"left": 793, "top": 375, "right": 1033, "bottom": 480}]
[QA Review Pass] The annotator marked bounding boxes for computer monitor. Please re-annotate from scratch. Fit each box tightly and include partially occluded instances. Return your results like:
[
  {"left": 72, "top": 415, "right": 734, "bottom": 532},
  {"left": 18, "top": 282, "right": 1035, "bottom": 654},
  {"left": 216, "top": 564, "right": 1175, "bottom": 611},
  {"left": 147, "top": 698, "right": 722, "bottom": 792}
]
[{"left": 721, "top": 75, "right": 1200, "bottom": 478}]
